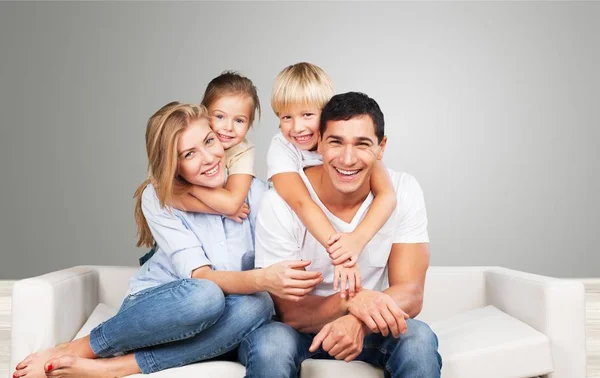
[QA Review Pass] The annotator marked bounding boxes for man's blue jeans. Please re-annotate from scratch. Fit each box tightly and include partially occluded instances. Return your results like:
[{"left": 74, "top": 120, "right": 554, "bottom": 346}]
[
  {"left": 238, "top": 319, "right": 442, "bottom": 378},
  {"left": 88, "top": 278, "right": 273, "bottom": 374}
]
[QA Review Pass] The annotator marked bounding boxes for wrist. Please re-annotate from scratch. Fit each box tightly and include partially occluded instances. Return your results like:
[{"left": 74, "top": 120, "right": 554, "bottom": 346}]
[{"left": 254, "top": 269, "right": 266, "bottom": 292}]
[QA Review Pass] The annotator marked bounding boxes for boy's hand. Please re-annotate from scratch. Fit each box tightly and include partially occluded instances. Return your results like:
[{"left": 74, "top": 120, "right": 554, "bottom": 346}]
[
  {"left": 333, "top": 264, "right": 362, "bottom": 299},
  {"left": 327, "top": 232, "right": 367, "bottom": 267}
]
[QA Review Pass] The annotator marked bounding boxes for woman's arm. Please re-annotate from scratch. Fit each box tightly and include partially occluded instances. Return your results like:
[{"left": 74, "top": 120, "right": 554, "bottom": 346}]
[
  {"left": 271, "top": 172, "right": 337, "bottom": 249},
  {"left": 191, "top": 261, "right": 323, "bottom": 300}
]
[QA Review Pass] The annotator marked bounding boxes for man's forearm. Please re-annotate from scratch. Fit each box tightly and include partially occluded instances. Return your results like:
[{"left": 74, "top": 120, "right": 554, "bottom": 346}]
[
  {"left": 275, "top": 293, "right": 348, "bottom": 333},
  {"left": 383, "top": 282, "right": 424, "bottom": 318}
]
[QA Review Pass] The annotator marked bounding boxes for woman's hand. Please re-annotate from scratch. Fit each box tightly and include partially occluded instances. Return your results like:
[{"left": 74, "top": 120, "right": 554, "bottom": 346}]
[{"left": 259, "top": 260, "right": 323, "bottom": 301}]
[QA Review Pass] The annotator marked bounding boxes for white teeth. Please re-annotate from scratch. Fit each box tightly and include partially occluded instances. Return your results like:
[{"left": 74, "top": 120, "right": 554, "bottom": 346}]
[
  {"left": 335, "top": 168, "right": 359, "bottom": 176},
  {"left": 204, "top": 165, "right": 219, "bottom": 176},
  {"left": 218, "top": 133, "right": 233, "bottom": 140},
  {"left": 294, "top": 135, "right": 312, "bottom": 142}
]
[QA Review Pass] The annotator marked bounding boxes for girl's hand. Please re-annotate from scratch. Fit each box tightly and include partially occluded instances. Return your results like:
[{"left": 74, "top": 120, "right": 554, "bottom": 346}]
[
  {"left": 259, "top": 260, "right": 323, "bottom": 301},
  {"left": 333, "top": 264, "right": 362, "bottom": 299},
  {"left": 327, "top": 232, "right": 367, "bottom": 267},
  {"left": 225, "top": 203, "right": 250, "bottom": 223}
]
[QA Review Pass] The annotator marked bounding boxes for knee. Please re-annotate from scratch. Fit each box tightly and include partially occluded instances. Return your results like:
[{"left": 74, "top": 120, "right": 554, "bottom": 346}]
[
  {"left": 176, "top": 279, "right": 225, "bottom": 326},
  {"left": 240, "top": 322, "right": 299, "bottom": 365},
  {"left": 246, "top": 292, "right": 275, "bottom": 324},
  {"left": 390, "top": 319, "right": 441, "bottom": 373}
]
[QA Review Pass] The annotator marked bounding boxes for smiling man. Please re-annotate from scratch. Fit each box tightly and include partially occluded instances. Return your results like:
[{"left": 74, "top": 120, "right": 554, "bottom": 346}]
[{"left": 239, "top": 92, "right": 442, "bottom": 377}]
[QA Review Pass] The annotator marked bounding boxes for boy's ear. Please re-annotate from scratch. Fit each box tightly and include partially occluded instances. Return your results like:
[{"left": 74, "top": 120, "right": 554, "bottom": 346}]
[{"left": 377, "top": 136, "right": 387, "bottom": 160}]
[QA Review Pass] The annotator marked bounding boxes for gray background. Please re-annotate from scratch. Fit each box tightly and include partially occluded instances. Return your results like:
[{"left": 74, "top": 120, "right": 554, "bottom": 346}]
[{"left": 0, "top": 2, "right": 598, "bottom": 279}]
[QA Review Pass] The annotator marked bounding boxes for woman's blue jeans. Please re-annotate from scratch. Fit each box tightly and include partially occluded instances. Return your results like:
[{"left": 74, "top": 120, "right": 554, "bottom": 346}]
[{"left": 88, "top": 278, "right": 273, "bottom": 374}]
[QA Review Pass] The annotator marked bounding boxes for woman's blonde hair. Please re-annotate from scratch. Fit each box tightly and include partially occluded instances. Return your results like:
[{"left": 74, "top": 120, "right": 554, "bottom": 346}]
[
  {"left": 271, "top": 62, "right": 334, "bottom": 116},
  {"left": 133, "top": 102, "right": 209, "bottom": 247},
  {"left": 201, "top": 71, "right": 261, "bottom": 125}
]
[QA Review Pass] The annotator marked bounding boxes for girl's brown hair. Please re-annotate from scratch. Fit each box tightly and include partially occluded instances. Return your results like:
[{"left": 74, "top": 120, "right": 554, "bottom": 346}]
[{"left": 201, "top": 71, "right": 261, "bottom": 125}]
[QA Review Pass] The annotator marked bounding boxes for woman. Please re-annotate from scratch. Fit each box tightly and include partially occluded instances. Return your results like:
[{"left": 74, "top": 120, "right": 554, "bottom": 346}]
[{"left": 13, "top": 102, "right": 323, "bottom": 378}]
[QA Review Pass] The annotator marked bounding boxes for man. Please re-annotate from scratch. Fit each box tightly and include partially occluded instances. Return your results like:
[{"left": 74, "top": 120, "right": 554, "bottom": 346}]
[{"left": 239, "top": 92, "right": 442, "bottom": 377}]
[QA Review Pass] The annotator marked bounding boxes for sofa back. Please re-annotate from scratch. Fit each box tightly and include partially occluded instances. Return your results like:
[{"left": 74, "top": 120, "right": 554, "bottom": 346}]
[{"left": 417, "top": 267, "right": 487, "bottom": 324}]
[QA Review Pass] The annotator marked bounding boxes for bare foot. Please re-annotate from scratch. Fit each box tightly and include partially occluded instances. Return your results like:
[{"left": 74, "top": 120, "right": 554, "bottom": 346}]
[
  {"left": 13, "top": 343, "right": 71, "bottom": 378},
  {"left": 44, "top": 355, "right": 140, "bottom": 378}
]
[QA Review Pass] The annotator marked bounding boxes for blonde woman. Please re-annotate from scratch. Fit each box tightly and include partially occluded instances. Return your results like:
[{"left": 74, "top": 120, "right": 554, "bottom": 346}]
[{"left": 13, "top": 102, "right": 323, "bottom": 378}]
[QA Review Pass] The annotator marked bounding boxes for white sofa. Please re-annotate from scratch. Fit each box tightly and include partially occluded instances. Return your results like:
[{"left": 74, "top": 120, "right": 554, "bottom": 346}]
[{"left": 10, "top": 266, "right": 587, "bottom": 378}]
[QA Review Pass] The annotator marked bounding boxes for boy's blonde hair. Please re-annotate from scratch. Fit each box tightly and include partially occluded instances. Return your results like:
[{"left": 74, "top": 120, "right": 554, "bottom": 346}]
[
  {"left": 133, "top": 102, "right": 209, "bottom": 248},
  {"left": 271, "top": 62, "right": 334, "bottom": 115}
]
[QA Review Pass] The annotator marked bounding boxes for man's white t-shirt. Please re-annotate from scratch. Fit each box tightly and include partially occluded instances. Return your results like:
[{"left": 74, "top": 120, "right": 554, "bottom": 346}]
[
  {"left": 255, "top": 168, "right": 430, "bottom": 296},
  {"left": 266, "top": 132, "right": 323, "bottom": 180}
]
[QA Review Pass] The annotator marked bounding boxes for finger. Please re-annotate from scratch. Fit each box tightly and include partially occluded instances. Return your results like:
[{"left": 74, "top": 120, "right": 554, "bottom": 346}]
[
  {"left": 335, "top": 347, "right": 354, "bottom": 361},
  {"left": 340, "top": 272, "right": 348, "bottom": 299},
  {"left": 345, "top": 351, "right": 361, "bottom": 362},
  {"left": 343, "top": 256, "right": 358, "bottom": 268},
  {"left": 282, "top": 294, "right": 309, "bottom": 302},
  {"left": 284, "top": 287, "right": 316, "bottom": 297},
  {"left": 380, "top": 307, "right": 400, "bottom": 337},
  {"left": 371, "top": 311, "right": 389, "bottom": 336},
  {"left": 327, "top": 341, "right": 347, "bottom": 357},
  {"left": 287, "top": 269, "right": 322, "bottom": 280},
  {"left": 231, "top": 216, "right": 243, "bottom": 223},
  {"left": 360, "top": 315, "right": 379, "bottom": 334},
  {"left": 327, "top": 243, "right": 342, "bottom": 255},
  {"left": 239, "top": 212, "right": 248, "bottom": 219},
  {"left": 321, "top": 334, "right": 336, "bottom": 353},
  {"left": 287, "top": 277, "right": 323, "bottom": 289},
  {"left": 387, "top": 301, "right": 407, "bottom": 330},
  {"left": 331, "top": 252, "right": 352, "bottom": 265},
  {"left": 347, "top": 273, "right": 356, "bottom": 298},
  {"left": 333, "top": 269, "right": 339, "bottom": 291},
  {"left": 355, "top": 271, "right": 362, "bottom": 291},
  {"left": 309, "top": 324, "right": 330, "bottom": 352},
  {"left": 328, "top": 233, "right": 342, "bottom": 245},
  {"left": 286, "top": 260, "right": 312, "bottom": 269}
]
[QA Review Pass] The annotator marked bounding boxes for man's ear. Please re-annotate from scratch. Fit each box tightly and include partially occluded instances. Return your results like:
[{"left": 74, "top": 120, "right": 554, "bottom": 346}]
[{"left": 377, "top": 136, "right": 387, "bottom": 160}]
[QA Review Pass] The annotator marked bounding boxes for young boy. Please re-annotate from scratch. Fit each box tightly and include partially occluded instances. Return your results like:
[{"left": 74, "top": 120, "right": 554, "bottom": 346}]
[{"left": 267, "top": 62, "right": 397, "bottom": 298}]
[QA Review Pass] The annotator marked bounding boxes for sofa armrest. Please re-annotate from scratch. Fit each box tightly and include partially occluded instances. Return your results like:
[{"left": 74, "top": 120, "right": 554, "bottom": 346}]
[
  {"left": 9, "top": 266, "right": 99, "bottom": 371},
  {"left": 484, "top": 267, "right": 587, "bottom": 378}
]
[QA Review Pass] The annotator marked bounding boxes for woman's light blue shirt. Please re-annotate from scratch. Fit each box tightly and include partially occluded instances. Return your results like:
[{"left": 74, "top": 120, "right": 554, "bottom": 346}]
[{"left": 128, "top": 178, "right": 267, "bottom": 295}]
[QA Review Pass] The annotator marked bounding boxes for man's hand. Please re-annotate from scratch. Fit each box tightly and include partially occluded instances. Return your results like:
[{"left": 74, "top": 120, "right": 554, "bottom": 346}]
[
  {"left": 327, "top": 232, "right": 367, "bottom": 266},
  {"left": 259, "top": 260, "right": 323, "bottom": 301},
  {"left": 346, "top": 289, "right": 408, "bottom": 337},
  {"left": 309, "top": 315, "right": 366, "bottom": 362},
  {"left": 333, "top": 264, "right": 362, "bottom": 299}
]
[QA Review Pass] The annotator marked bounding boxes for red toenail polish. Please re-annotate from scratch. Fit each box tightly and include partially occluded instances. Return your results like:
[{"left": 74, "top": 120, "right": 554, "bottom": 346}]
[{"left": 47, "top": 364, "right": 53, "bottom": 371}]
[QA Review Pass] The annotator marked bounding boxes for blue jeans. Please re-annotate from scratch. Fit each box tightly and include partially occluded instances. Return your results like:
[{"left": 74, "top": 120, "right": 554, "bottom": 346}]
[
  {"left": 238, "top": 319, "right": 442, "bottom": 378},
  {"left": 89, "top": 278, "right": 273, "bottom": 374}
]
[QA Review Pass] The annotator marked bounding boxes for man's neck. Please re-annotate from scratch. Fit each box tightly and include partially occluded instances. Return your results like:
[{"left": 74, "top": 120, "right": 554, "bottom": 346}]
[{"left": 304, "top": 166, "right": 371, "bottom": 223}]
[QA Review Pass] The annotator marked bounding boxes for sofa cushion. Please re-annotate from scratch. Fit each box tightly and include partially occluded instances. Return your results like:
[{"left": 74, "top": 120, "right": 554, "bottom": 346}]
[
  {"left": 73, "top": 303, "right": 118, "bottom": 340},
  {"left": 431, "top": 305, "right": 553, "bottom": 378}
]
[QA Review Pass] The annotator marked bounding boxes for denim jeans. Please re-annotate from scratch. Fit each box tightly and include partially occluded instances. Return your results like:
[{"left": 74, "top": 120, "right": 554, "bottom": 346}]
[
  {"left": 238, "top": 319, "right": 442, "bottom": 378},
  {"left": 88, "top": 278, "right": 273, "bottom": 374}
]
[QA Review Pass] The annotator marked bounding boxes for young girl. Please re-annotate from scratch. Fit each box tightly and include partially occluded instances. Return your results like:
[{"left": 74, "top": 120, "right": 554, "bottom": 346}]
[
  {"left": 12, "top": 102, "right": 322, "bottom": 378},
  {"left": 167, "top": 71, "right": 260, "bottom": 220},
  {"left": 268, "top": 63, "right": 398, "bottom": 298}
]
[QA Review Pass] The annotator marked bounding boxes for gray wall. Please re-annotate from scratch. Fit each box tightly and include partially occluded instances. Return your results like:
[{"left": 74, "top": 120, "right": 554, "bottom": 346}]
[{"left": 0, "top": 2, "right": 598, "bottom": 279}]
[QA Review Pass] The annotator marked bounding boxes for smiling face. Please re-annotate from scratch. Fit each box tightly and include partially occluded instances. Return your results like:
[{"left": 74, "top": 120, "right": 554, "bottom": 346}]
[
  {"left": 277, "top": 104, "right": 321, "bottom": 151},
  {"left": 318, "top": 115, "right": 386, "bottom": 194},
  {"left": 176, "top": 118, "right": 226, "bottom": 188},
  {"left": 207, "top": 94, "right": 254, "bottom": 150}
]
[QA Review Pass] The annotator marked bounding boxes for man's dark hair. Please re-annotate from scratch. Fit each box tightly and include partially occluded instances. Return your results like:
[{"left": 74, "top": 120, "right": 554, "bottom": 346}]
[{"left": 319, "top": 92, "right": 385, "bottom": 143}]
